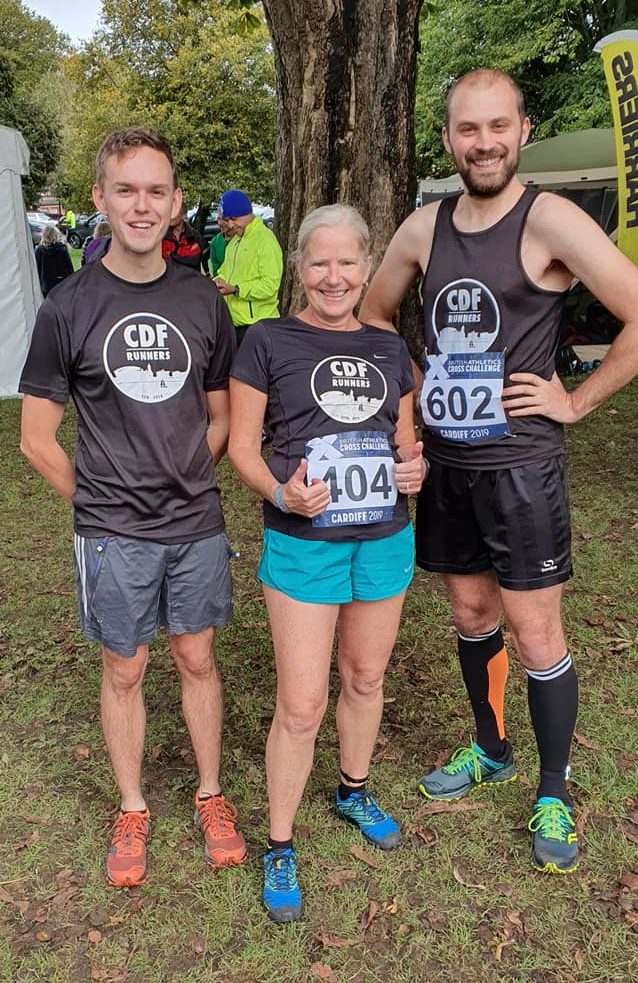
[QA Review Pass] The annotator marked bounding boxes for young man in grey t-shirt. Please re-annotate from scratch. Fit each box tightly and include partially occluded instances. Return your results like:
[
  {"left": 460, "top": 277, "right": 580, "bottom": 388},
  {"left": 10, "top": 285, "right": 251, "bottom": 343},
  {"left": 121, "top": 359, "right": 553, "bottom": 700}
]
[{"left": 19, "top": 127, "right": 246, "bottom": 887}]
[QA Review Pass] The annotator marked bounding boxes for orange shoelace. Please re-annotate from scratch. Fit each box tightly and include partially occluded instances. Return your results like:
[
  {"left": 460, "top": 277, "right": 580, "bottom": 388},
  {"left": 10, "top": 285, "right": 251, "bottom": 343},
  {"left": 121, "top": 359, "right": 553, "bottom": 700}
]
[
  {"left": 111, "top": 811, "right": 149, "bottom": 855},
  {"left": 197, "top": 797, "right": 238, "bottom": 839}
]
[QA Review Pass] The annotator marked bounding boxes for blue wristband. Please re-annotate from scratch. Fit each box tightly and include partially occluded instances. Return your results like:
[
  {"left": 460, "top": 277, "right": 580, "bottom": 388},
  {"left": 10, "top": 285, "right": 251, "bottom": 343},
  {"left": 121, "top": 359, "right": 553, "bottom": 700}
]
[{"left": 274, "top": 483, "right": 290, "bottom": 513}]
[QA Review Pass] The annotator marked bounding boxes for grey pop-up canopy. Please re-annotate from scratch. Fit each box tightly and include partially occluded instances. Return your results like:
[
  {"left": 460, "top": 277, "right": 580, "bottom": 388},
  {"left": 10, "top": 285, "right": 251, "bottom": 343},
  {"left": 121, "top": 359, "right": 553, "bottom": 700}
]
[
  {"left": 0, "top": 125, "right": 42, "bottom": 398},
  {"left": 418, "top": 128, "right": 618, "bottom": 233}
]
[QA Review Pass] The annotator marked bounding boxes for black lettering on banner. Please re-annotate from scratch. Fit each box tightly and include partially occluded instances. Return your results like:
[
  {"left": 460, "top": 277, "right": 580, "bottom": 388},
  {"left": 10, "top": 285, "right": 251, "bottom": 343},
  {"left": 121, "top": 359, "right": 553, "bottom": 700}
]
[{"left": 613, "top": 49, "right": 638, "bottom": 228}]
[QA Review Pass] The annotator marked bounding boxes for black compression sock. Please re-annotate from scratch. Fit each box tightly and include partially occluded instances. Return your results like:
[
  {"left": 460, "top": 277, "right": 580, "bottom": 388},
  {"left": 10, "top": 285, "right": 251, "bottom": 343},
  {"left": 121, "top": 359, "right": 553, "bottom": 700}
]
[
  {"left": 526, "top": 652, "right": 578, "bottom": 806},
  {"left": 458, "top": 626, "right": 509, "bottom": 759}
]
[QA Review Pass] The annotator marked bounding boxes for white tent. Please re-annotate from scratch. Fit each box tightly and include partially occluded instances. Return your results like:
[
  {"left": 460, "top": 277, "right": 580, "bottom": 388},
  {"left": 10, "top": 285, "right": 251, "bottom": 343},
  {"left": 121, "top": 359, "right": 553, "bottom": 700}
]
[{"left": 0, "top": 125, "right": 42, "bottom": 398}]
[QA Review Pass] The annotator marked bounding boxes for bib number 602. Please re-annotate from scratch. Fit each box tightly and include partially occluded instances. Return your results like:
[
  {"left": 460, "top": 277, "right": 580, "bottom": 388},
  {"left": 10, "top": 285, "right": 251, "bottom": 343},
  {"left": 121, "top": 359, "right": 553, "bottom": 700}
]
[{"left": 426, "top": 384, "right": 495, "bottom": 422}]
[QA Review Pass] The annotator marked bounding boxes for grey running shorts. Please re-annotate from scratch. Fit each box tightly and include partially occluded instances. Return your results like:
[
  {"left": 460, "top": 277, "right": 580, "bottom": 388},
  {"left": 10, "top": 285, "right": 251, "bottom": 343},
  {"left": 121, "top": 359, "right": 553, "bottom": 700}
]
[
  {"left": 415, "top": 456, "right": 572, "bottom": 591},
  {"left": 73, "top": 532, "right": 233, "bottom": 657}
]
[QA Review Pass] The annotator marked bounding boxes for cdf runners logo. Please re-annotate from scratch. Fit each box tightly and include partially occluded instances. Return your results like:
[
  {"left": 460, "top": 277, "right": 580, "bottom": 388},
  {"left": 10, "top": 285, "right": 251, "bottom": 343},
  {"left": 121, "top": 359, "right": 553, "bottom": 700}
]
[
  {"left": 432, "top": 278, "right": 500, "bottom": 355},
  {"left": 103, "top": 312, "right": 192, "bottom": 403},
  {"left": 310, "top": 356, "right": 387, "bottom": 423}
]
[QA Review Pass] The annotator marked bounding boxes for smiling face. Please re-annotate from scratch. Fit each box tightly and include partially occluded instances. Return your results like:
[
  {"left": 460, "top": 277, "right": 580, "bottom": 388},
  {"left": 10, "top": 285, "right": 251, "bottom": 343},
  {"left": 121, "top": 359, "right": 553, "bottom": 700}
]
[
  {"left": 92, "top": 146, "right": 181, "bottom": 261},
  {"left": 297, "top": 224, "right": 372, "bottom": 330},
  {"left": 443, "top": 77, "right": 530, "bottom": 198}
]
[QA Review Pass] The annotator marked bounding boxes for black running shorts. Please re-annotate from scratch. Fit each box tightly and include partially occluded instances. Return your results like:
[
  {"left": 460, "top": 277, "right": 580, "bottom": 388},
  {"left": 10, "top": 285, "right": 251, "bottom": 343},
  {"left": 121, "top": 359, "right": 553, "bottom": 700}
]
[{"left": 415, "top": 456, "right": 572, "bottom": 591}]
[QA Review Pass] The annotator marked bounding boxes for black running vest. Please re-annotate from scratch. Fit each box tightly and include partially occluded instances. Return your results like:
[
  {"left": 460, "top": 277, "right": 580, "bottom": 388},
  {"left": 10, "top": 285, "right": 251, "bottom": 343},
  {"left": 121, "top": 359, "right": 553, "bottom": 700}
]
[{"left": 421, "top": 188, "right": 568, "bottom": 468}]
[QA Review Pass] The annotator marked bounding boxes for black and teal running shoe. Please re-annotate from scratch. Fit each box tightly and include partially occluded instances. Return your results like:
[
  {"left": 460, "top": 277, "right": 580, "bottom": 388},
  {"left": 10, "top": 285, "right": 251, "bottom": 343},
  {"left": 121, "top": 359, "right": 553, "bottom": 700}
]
[
  {"left": 529, "top": 797, "right": 579, "bottom": 874},
  {"left": 334, "top": 790, "right": 401, "bottom": 849},
  {"left": 418, "top": 740, "right": 517, "bottom": 801},
  {"left": 262, "top": 848, "right": 303, "bottom": 923}
]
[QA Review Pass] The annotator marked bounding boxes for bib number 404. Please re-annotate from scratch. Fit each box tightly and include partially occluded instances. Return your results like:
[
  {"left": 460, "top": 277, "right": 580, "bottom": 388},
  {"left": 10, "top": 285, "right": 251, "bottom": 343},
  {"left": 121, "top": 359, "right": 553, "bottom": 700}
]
[{"left": 322, "top": 462, "right": 393, "bottom": 503}]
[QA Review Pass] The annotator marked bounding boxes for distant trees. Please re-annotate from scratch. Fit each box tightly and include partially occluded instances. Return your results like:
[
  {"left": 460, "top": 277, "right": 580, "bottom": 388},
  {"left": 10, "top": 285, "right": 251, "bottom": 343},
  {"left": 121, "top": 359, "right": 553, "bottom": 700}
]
[
  {"left": 0, "top": 0, "right": 67, "bottom": 205},
  {"left": 415, "top": 0, "right": 637, "bottom": 179},
  {"left": 62, "top": 0, "right": 276, "bottom": 212}
]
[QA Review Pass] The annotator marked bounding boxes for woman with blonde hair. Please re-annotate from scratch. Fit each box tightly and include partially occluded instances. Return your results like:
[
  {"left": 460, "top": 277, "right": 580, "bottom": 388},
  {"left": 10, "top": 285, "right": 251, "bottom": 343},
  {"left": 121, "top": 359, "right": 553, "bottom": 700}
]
[
  {"left": 229, "top": 204, "right": 427, "bottom": 923},
  {"left": 35, "top": 225, "right": 74, "bottom": 296}
]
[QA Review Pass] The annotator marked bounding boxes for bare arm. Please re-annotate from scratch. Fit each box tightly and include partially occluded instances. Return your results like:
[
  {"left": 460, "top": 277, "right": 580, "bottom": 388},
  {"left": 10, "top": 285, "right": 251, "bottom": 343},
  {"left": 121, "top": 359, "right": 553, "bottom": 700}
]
[
  {"left": 20, "top": 395, "right": 75, "bottom": 501},
  {"left": 503, "top": 196, "right": 638, "bottom": 422},
  {"left": 360, "top": 205, "right": 438, "bottom": 330},
  {"left": 228, "top": 379, "right": 330, "bottom": 518},
  {"left": 206, "top": 388, "right": 231, "bottom": 465},
  {"left": 393, "top": 392, "right": 427, "bottom": 494}
]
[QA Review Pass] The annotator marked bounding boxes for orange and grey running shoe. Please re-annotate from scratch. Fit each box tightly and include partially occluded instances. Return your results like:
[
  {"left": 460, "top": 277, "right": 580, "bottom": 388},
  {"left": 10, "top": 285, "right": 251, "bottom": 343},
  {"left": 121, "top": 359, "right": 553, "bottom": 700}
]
[
  {"left": 105, "top": 808, "right": 150, "bottom": 887},
  {"left": 194, "top": 792, "right": 247, "bottom": 868}
]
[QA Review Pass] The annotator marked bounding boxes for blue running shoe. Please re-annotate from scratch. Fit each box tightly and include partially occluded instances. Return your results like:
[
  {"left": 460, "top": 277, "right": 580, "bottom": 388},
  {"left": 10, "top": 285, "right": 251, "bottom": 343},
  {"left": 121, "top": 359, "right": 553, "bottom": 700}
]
[
  {"left": 262, "top": 848, "right": 303, "bottom": 923},
  {"left": 334, "top": 790, "right": 401, "bottom": 850},
  {"left": 529, "top": 797, "right": 579, "bottom": 874},
  {"left": 418, "top": 741, "right": 517, "bottom": 801}
]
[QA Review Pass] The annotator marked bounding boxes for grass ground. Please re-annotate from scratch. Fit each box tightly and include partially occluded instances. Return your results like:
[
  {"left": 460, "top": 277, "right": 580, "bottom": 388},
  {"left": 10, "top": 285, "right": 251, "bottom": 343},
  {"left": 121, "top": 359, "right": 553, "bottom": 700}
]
[{"left": 0, "top": 384, "right": 636, "bottom": 983}]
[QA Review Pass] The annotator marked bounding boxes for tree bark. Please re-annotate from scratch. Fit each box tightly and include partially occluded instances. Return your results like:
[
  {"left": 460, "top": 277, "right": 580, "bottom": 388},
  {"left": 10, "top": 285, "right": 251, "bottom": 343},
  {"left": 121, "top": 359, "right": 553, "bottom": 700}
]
[{"left": 262, "top": 0, "right": 424, "bottom": 356}]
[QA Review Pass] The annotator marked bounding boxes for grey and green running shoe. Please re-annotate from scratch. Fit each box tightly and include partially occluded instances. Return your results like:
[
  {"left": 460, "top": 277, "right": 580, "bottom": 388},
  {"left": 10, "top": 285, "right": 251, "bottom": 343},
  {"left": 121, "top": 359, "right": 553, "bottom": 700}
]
[
  {"left": 418, "top": 740, "right": 517, "bottom": 801},
  {"left": 334, "top": 790, "right": 401, "bottom": 849},
  {"left": 529, "top": 797, "right": 579, "bottom": 874},
  {"left": 262, "top": 848, "right": 303, "bottom": 923}
]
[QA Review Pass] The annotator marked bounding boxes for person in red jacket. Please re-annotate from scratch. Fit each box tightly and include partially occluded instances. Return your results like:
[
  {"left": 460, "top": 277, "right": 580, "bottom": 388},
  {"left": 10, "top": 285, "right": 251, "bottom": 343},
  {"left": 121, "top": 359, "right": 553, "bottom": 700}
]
[{"left": 162, "top": 204, "right": 209, "bottom": 274}]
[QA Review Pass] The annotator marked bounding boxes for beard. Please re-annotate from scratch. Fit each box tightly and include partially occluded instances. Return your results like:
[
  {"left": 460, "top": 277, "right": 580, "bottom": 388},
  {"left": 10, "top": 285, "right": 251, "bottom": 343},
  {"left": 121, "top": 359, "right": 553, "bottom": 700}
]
[{"left": 456, "top": 146, "right": 521, "bottom": 198}]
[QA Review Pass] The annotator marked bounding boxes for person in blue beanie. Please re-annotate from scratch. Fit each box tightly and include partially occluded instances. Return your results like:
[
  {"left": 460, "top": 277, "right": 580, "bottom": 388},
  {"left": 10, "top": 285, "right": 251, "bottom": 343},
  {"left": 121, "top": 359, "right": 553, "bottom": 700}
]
[{"left": 213, "top": 189, "right": 283, "bottom": 347}]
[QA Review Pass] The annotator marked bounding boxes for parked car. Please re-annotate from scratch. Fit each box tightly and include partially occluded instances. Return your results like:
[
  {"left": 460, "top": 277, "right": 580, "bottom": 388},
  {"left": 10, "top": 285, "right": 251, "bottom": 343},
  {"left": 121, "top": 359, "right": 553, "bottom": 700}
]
[
  {"left": 187, "top": 203, "right": 275, "bottom": 241},
  {"left": 27, "top": 211, "right": 58, "bottom": 226},
  {"left": 58, "top": 213, "right": 105, "bottom": 249},
  {"left": 28, "top": 216, "right": 54, "bottom": 247}
]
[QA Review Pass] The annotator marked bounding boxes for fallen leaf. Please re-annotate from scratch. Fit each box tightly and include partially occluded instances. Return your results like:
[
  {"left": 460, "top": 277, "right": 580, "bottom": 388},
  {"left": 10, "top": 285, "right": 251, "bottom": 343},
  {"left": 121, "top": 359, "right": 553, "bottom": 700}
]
[
  {"left": 575, "top": 807, "right": 590, "bottom": 842},
  {"left": 384, "top": 896, "right": 400, "bottom": 915},
  {"left": 423, "top": 911, "right": 448, "bottom": 932},
  {"left": 35, "top": 931, "right": 50, "bottom": 942},
  {"left": 324, "top": 869, "right": 358, "bottom": 888},
  {"left": 75, "top": 744, "right": 90, "bottom": 760},
  {"left": 350, "top": 845, "right": 380, "bottom": 869},
  {"left": 453, "top": 866, "right": 486, "bottom": 891},
  {"left": 574, "top": 948, "right": 584, "bottom": 971},
  {"left": 607, "top": 408, "right": 619, "bottom": 415},
  {"left": 310, "top": 963, "right": 337, "bottom": 982},
  {"left": 412, "top": 825, "right": 438, "bottom": 846},
  {"left": 359, "top": 900, "right": 379, "bottom": 933},
  {"left": 505, "top": 910, "right": 523, "bottom": 931},
  {"left": 494, "top": 939, "right": 513, "bottom": 962},
  {"left": 87, "top": 929, "right": 102, "bottom": 945},
  {"left": 15, "top": 830, "right": 40, "bottom": 850},
  {"left": 22, "top": 815, "right": 48, "bottom": 825},
  {"left": 573, "top": 733, "right": 602, "bottom": 752},
  {"left": 620, "top": 871, "right": 638, "bottom": 892},
  {"left": 622, "top": 826, "right": 638, "bottom": 847},
  {"left": 190, "top": 935, "right": 206, "bottom": 954},
  {"left": 418, "top": 800, "right": 483, "bottom": 816}
]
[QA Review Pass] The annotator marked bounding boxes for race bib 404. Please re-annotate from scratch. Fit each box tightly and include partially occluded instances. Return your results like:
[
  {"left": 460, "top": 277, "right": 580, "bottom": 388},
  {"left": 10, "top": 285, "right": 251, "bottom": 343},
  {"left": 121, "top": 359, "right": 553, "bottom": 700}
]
[
  {"left": 421, "top": 351, "right": 510, "bottom": 443},
  {"left": 305, "top": 430, "right": 397, "bottom": 528}
]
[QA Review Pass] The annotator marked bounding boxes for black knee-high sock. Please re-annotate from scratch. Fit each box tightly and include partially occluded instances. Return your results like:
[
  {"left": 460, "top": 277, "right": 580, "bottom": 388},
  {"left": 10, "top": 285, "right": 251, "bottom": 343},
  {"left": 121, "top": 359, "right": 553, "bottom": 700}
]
[
  {"left": 458, "top": 626, "right": 509, "bottom": 760},
  {"left": 526, "top": 652, "right": 578, "bottom": 806}
]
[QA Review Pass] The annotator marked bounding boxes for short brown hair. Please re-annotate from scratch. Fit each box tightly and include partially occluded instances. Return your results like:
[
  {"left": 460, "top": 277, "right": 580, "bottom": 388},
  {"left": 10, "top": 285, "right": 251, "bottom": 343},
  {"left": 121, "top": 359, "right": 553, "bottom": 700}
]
[
  {"left": 445, "top": 69, "right": 526, "bottom": 127},
  {"left": 95, "top": 126, "right": 178, "bottom": 188}
]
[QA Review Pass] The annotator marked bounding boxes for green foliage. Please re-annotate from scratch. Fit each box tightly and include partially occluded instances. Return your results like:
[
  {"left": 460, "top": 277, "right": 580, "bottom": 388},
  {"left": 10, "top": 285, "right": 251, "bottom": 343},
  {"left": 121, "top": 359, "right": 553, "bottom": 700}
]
[
  {"left": 416, "top": 0, "right": 638, "bottom": 177},
  {"left": 0, "top": 1, "right": 67, "bottom": 204},
  {"left": 61, "top": 0, "right": 275, "bottom": 211}
]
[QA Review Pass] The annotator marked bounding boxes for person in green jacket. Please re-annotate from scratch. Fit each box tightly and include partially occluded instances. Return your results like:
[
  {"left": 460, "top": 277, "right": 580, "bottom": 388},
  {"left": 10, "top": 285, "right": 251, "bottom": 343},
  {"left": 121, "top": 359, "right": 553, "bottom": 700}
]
[
  {"left": 213, "top": 190, "right": 283, "bottom": 347},
  {"left": 209, "top": 217, "right": 232, "bottom": 277}
]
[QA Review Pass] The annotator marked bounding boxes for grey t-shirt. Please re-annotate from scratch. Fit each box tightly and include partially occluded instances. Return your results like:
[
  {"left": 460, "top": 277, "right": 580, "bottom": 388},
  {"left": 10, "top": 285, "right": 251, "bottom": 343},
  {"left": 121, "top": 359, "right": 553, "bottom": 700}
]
[
  {"left": 231, "top": 316, "right": 415, "bottom": 541},
  {"left": 19, "top": 260, "right": 236, "bottom": 543}
]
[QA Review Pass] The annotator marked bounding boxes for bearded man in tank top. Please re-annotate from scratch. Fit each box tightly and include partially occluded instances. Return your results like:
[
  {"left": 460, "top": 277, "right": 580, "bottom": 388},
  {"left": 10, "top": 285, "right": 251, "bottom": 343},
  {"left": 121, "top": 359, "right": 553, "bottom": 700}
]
[{"left": 360, "top": 69, "right": 638, "bottom": 875}]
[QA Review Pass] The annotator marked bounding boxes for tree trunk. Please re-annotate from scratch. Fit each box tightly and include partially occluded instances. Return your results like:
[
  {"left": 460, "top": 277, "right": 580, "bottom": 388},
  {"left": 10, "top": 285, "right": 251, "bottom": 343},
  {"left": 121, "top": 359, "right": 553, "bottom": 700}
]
[{"left": 262, "top": 0, "right": 424, "bottom": 357}]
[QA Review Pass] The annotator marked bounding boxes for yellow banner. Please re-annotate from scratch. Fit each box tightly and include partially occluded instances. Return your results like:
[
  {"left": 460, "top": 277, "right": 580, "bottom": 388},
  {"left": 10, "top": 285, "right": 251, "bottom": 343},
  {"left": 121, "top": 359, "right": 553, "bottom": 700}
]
[{"left": 595, "top": 30, "right": 638, "bottom": 265}]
